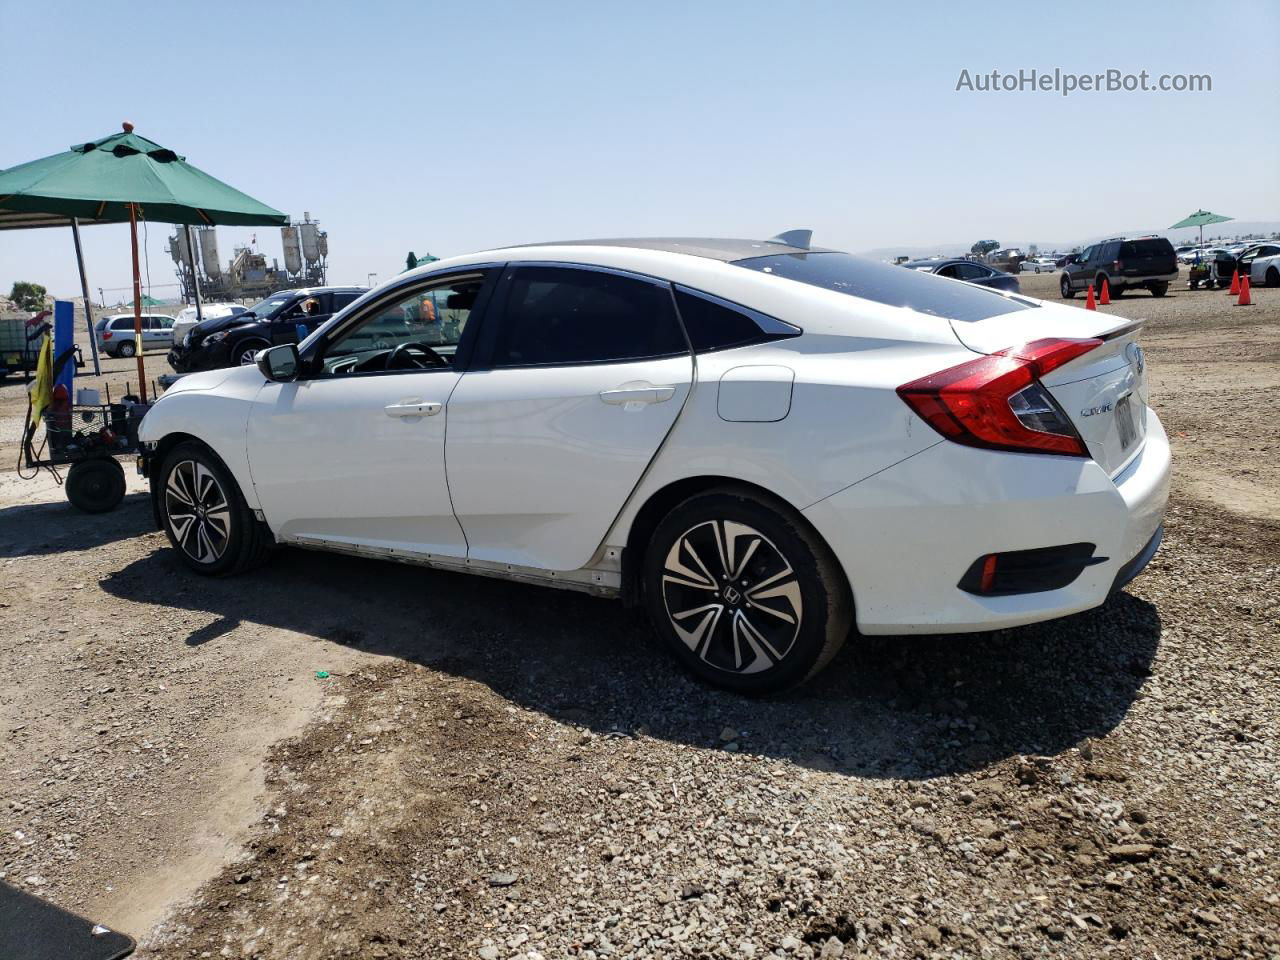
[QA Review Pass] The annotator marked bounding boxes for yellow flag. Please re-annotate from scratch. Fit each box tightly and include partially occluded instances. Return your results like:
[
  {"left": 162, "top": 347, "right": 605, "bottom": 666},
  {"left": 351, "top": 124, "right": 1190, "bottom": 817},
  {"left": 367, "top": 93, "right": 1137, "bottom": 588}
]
[{"left": 28, "top": 334, "right": 54, "bottom": 428}]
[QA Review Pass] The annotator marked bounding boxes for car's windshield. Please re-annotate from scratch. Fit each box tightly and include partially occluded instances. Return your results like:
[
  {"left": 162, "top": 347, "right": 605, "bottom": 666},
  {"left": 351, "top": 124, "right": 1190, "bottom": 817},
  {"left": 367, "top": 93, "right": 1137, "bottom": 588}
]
[
  {"left": 734, "top": 251, "right": 1035, "bottom": 322},
  {"left": 242, "top": 296, "right": 293, "bottom": 319}
]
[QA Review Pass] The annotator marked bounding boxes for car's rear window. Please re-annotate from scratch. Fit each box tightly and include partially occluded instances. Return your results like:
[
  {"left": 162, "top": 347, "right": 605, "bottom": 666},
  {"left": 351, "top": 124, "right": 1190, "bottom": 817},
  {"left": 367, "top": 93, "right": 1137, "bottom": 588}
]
[
  {"left": 1119, "top": 239, "right": 1175, "bottom": 258},
  {"left": 733, "top": 251, "right": 1034, "bottom": 322}
]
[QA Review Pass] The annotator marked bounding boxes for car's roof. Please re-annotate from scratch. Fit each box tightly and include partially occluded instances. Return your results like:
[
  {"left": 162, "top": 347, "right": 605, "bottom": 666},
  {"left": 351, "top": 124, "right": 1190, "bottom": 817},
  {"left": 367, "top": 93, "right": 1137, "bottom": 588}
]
[
  {"left": 507, "top": 237, "right": 828, "bottom": 262},
  {"left": 903, "top": 258, "right": 964, "bottom": 269}
]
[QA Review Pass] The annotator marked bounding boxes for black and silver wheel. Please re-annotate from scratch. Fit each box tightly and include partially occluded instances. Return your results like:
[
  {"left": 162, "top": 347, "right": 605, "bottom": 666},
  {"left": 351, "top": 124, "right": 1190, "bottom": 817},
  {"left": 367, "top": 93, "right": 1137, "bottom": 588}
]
[
  {"left": 1060, "top": 274, "right": 1074, "bottom": 298},
  {"left": 65, "top": 458, "right": 126, "bottom": 513},
  {"left": 234, "top": 339, "right": 270, "bottom": 366},
  {"left": 117, "top": 339, "right": 136, "bottom": 358},
  {"left": 158, "top": 442, "right": 270, "bottom": 575},
  {"left": 644, "top": 489, "right": 852, "bottom": 694}
]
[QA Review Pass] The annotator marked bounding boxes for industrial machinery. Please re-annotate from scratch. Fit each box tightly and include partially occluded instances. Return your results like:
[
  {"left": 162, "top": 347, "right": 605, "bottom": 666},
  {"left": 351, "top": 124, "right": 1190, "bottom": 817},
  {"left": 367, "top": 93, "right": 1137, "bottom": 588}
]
[{"left": 168, "top": 213, "right": 329, "bottom": 304}]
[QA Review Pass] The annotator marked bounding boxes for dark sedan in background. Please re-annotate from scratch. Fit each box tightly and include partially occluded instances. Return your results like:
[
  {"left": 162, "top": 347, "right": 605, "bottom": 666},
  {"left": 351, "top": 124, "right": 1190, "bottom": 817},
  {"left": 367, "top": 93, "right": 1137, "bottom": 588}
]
[
  {"left": 168, "top": 286, "right": 366, "bottom": 373},
  {"left": 902, "top": 258, "right": 1021, "bottom": 293}
]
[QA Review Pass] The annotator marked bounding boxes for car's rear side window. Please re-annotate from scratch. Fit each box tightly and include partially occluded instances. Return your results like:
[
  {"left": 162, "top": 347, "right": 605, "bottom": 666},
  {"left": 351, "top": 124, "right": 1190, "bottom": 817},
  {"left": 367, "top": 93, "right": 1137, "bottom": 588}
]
[
  {"left": 491, "top": 266, "right": 686, "bottom": 367},
  {"left": 1119, "top": 239, "right": 1175, "bottom": 258},
  {"left": 673, "top": 287, "right": 799, "bottom": 353},
  {"left": 733, "top": 252, "right": 1033, "bottom": 322}
]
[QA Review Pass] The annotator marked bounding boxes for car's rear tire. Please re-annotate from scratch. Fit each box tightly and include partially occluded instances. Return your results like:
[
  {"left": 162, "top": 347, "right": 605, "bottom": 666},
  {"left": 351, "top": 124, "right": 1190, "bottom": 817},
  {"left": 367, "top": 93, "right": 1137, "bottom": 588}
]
[
  {"left": 1266, "top": 267, "right": 1280, "bottom": 288},
  {"left": 65, "top": 458, "right": 126, "bottom": 513},
  {"left": 117, "top": 340, "right": 136, "bottom": 358},
  {"left": 1148, "top": 281, "right": 1169, "bottom": 297},
  {"left": 643, "top": 488, "right": 852, "bottom": 695},
  {"left": 1060, "top": 274, "right": 1074, "bottom": 299},
  {"left": 157, "top": 441, "right": 271, "bottom": 576}
]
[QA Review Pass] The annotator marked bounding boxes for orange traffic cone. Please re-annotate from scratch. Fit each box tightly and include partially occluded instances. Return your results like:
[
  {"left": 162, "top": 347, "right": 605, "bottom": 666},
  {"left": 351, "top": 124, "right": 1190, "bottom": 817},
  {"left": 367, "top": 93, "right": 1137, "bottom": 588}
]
[
  {"left": 1099, "top": 277, "right": 1111, "bottom": 304},
  {"left": 1085, "top": 283, "right": 1097, "bottom": 310},
  {"left": 1237, "top": 275, "right": 1252, "bottom": 306},
  {"left": 1229, "top": 269, "right": 1240, "bottom": 295}
]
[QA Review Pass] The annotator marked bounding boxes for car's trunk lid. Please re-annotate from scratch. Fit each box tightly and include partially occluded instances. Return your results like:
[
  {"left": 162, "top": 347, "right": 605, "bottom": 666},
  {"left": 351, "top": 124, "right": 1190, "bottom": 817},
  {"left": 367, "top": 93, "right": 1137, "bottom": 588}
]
[{"left": 950, "top": 301, "right": 1148, "bottom": 476}]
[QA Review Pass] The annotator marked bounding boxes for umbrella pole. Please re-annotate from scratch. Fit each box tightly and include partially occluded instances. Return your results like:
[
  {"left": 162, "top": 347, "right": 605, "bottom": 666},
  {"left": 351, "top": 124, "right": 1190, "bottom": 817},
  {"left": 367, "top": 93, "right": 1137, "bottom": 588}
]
[
  {"left": 184, "top": 224, "right": 204, "bottom": 325},
  {"left": 70, "top": 217, "right": 101, "bottom": 376},
  {"left": 129, "top": 202, "right": 147, "bottom": 402}
]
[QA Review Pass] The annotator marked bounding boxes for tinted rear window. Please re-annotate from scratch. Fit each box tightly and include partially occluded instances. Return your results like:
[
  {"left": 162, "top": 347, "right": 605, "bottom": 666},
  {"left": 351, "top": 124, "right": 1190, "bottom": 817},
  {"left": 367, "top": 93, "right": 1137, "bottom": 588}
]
[
  {"left": 1119, "top": 239, "right": 1175, "bottom": 258},
  {"left": 733, "top": 252, "right": 1033, "bottom": 322}
]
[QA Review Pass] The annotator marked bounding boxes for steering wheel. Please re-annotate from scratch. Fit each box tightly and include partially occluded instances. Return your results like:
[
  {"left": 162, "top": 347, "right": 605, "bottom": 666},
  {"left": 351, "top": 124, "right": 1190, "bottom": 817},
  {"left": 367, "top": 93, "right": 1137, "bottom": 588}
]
[{"left": 385, "top": 341, "right": 448, "bottom": 370}]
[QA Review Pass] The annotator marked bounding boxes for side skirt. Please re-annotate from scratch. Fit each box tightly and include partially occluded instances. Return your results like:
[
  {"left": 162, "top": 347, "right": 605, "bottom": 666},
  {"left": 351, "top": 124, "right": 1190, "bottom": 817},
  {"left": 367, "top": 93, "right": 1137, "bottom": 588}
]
[{"left": 285, "top": 535, "right": 622, "bottom": 598}]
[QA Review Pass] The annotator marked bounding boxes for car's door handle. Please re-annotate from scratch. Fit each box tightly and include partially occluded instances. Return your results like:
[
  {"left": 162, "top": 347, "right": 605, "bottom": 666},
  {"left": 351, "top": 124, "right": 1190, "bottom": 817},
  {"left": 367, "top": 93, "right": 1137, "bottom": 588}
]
[
  {"left": 599, "top": 383, "right": 676, "bottom": 406},
  {"left": 384, "top": 400, "right": 442, "bottom": 417}
]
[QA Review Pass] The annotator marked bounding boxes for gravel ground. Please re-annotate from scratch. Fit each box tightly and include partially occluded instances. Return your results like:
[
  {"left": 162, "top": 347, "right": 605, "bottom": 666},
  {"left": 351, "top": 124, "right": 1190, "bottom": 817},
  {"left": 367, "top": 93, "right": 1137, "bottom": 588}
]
[{"left": 1, "top": 275, "right": 1277, "bottom": 958}]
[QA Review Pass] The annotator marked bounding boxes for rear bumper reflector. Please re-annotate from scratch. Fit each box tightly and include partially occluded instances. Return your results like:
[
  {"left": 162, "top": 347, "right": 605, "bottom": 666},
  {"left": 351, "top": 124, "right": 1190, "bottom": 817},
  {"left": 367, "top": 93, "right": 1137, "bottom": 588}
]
[{"left": 959, "top": 542, "right": 1107, "bottom": 596}]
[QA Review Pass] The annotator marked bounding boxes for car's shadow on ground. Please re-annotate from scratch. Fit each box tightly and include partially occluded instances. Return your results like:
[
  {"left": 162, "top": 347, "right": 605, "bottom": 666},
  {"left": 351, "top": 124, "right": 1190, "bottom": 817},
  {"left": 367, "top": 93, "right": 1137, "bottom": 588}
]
[
  {"left": 0, "top": 493, "right": 152, "bottom": 558},
  {"left": 100, "top": 545, "right": 1160, "bottom": 780}
]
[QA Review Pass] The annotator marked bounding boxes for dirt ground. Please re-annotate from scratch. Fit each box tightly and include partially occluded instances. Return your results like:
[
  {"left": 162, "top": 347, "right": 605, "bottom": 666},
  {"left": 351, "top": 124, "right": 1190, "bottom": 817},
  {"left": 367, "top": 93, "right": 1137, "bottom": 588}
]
[{"left": 1, "top": 274, "right": 1277, "bottom": 959}]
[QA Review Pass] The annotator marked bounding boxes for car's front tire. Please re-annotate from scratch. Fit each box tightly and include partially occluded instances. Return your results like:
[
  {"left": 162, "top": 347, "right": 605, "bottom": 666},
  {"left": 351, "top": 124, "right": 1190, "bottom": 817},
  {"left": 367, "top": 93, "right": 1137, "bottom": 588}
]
[
  {"left": 643, "top": 488, "right": 852, "bottom": 695},
  {"left": 233, "top": 338, "right": 271, "bottom": 367},
  {"left": 158, "top": 442, "right": 271, "bottom": 576}
]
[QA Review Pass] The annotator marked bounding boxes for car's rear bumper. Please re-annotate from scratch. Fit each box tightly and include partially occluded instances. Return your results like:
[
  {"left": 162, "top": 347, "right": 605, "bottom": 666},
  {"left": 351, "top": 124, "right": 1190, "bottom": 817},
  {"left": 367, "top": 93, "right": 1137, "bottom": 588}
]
[{"left": 802, "top": 410, "right": 1171, "bottom": 635}]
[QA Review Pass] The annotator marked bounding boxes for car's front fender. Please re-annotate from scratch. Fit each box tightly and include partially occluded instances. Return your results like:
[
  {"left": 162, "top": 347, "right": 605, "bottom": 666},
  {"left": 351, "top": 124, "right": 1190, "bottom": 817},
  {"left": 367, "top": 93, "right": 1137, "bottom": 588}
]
[{"left": 138, "top": 368, "right": 266, "bottom": 509}]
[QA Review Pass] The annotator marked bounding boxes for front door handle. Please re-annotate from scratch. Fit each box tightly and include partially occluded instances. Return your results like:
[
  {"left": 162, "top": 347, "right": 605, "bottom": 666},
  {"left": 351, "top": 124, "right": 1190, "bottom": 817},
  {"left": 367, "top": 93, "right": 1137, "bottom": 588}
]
[
  {"left": 385, "top": 400, "right": 442, "bottom": 417},
  {"left": 599, "top": 383, "right": 676, "bottom": 406}
]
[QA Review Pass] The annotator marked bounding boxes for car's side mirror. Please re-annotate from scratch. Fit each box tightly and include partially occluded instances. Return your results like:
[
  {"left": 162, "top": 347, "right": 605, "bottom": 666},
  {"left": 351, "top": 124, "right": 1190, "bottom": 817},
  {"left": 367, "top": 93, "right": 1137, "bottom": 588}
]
[{"left": 258, "top": 343, "right": 300, "bottom": 382}]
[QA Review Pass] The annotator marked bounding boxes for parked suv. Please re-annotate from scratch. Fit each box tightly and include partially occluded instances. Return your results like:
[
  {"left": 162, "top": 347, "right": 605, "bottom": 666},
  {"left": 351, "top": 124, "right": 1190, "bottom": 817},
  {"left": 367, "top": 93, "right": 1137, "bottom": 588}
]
[
  {"left": 95, "top": 313, "right": 176, "bottom": 357},
  {"left": 1060, "top": 237, "right": 1178, "bottom": 299},
  {"left": 168, "top": 287, "right": 366, "bottom": 373}
]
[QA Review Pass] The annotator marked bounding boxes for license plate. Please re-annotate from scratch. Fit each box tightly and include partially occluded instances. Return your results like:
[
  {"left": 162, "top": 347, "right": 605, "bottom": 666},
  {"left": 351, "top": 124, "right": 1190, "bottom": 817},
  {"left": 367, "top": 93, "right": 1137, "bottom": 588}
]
[{"left": 1115, "top": 394, "right": 1137, "bottom": 450}]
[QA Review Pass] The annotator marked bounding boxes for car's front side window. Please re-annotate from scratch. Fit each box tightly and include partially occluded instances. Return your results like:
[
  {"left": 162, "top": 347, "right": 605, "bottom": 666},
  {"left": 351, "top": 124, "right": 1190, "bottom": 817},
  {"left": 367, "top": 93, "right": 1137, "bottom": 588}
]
[
  {"left": 320, "top": 276, "right": 486, "bottom": 376},
  {"left": 489, "top": 266, "right": 686, "bottom": 368}
]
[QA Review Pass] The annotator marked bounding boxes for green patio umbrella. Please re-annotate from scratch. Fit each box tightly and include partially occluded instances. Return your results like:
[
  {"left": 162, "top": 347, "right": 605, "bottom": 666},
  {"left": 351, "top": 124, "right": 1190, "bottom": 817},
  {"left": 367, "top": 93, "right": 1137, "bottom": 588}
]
[
  {"left": 1169, "top": 209, "right": 1234, "bottom": 255},
  {"left": 0, "top": 123, "right": 288, "bottom": 399}
]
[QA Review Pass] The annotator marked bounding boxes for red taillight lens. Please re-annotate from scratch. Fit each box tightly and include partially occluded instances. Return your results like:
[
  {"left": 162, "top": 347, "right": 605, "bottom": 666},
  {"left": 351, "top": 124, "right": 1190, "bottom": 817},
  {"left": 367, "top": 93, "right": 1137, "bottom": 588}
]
[
  {"left": 102, "top": 330, "right": 112, "bottom": 340},
  {"left": 1113, "top": 260, "right": 1124, "bottom": 272},
  {"left": 897, "top": 338, "right": 1101, "bottom": 457}
]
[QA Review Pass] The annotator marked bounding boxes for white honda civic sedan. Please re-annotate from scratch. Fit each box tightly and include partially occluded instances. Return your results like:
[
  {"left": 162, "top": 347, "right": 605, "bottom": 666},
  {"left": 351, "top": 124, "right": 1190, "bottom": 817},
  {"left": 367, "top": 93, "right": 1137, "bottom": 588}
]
[{"left": 137, "top": 233, "right": 1170, "bottom": 693}]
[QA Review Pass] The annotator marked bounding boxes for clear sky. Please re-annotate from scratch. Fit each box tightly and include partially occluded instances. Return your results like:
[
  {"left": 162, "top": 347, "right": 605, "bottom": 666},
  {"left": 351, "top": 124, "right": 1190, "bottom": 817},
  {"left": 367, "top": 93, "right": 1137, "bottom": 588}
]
[{"left": 2, "top": 0, "right": 1277, "bottom": 299}]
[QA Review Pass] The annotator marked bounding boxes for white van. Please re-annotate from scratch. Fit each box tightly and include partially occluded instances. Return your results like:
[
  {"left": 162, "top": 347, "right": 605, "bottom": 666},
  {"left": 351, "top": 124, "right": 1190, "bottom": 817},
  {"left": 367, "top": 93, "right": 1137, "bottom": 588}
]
[{"left": 171, "top": 303, "right": 247, "bottom": 345}]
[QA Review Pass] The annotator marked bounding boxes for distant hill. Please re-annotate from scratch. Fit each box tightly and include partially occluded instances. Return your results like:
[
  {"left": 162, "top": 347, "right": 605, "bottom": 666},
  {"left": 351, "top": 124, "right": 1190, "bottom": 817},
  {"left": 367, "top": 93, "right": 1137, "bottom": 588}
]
[{"left": 859, "top": 220, "right": 1280, "bottom": 261}]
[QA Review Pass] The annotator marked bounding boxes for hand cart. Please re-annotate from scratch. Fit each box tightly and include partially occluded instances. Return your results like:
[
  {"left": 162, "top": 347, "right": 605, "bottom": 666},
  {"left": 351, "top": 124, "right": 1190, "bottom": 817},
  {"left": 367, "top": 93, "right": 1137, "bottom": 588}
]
[{"left": 20, "top": 401, "right": 150, "bottom": 513}]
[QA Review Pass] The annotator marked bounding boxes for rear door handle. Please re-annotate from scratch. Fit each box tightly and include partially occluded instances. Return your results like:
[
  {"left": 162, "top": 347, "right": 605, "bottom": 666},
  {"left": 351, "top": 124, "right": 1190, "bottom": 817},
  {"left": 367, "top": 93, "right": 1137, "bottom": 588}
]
[
  {"left": 599, "top": 383, "right": 676, "bottom": 406},
  {"left": 385, "top": 400, "right": 441, "bottom": 417}
]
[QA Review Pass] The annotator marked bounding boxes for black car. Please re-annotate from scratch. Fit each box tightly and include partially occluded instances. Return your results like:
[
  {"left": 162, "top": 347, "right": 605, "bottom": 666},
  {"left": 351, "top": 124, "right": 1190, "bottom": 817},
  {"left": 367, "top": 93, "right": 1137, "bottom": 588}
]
[
  {"left": 1059, "top": 237, "right": 1177, "bottom": 299},
  {"left": 168, "top": 286, "right": 367, "bottom": 373},
  {"left": 902, "top": 258, "right": 1021, "bottom": 293}
]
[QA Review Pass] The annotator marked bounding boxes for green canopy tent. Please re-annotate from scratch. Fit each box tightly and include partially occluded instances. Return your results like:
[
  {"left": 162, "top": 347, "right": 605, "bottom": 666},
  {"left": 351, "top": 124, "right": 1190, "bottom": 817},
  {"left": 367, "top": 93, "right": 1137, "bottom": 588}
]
[
  {"left": 0, "top": 124, "right": 288, "bottom": 399},
  {"left": 1169, "top": 209, "right": 1234, "bottom": 256}
]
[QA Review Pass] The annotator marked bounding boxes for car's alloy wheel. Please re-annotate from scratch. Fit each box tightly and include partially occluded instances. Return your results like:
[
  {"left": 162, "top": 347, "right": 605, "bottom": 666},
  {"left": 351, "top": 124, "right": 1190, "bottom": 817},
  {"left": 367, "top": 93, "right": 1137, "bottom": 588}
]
[
  {"left": 236, "top": 340, "right": 269, "bottom": 366},
  {"left": 117, "top": 340, "right": 136, "bottom": 357},
  {"left": 164, "top": 459, "right": 232, "bottom": 564},
  {"left": 661, "top": 519, "right": 803, "bottom": 676},
  {"left": 1060, "top": 275, "right": 1073, "bottom": 298},
  {"left": 645, "top": 489, "right": 852, "bottom": 694}
]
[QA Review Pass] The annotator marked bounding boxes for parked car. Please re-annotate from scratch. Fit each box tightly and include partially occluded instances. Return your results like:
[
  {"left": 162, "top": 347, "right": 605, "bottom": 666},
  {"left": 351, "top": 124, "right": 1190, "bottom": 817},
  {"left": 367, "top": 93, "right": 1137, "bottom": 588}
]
[
  {"left": 171, "top": 303, "right": 248, "bottom": 346},
  {"left": 1236, "top": 242, "right": 1280, "bottom": 287},
  {"left": 904, "top": 258, "right": 1021, "bottom": 292},
  {"left": 985, "top": 248, "right": 1025, "bottom": 273},
  {"left": 168, "top": 287, "right": 366, "bottom": 373},
  {"left": 138, "top": 233, "right": 1169, "bottom": 693},
  {"left": 1060, "top": 237, "right": 1178, "bottom": 298},
  {"left": 94, "top": 313, "right": 176, "bottom": 357},
  {"left": 1019, "top": 257, "right": 1058, "bottom": 274}
]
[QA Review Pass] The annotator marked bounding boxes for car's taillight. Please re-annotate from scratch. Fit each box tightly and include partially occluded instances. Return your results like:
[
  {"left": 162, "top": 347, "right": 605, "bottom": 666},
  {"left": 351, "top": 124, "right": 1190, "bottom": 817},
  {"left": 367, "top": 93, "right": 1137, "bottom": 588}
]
[
  {"left": 102, "top": 330, "right": 112, "bottom": 340},
  {"left": 897, "top": 338, "right": 1101, "bottom": 457},
  {"left": 1113, "top": 259, "right": 1124, "bottom": 272}
]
